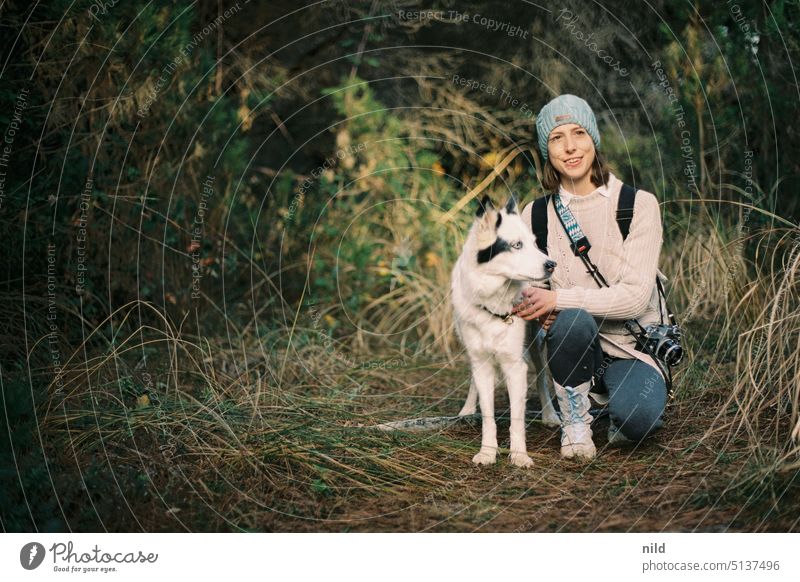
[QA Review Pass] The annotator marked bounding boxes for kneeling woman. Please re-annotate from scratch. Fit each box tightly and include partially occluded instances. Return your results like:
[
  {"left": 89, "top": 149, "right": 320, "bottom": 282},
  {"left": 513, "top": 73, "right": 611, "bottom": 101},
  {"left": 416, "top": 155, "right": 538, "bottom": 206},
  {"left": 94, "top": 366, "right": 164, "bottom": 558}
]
[{"left": 514, "top": 94, "right": 667, "bottom": 460}]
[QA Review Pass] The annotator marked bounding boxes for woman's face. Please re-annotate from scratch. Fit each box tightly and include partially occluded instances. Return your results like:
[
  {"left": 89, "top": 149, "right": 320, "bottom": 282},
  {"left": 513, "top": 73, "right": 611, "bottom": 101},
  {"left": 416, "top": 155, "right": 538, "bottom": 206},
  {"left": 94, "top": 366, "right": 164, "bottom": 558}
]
[{"left": 547, "top": 123, "right": 596, "bottom": 182}]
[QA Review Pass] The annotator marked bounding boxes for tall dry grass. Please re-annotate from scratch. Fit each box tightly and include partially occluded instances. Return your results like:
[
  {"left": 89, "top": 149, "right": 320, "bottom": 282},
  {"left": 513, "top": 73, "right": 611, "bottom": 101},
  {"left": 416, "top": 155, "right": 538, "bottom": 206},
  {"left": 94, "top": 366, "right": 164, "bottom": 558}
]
[
  {"left": 656, "top": 190, "right": 800, "bottom": 494},
  {"left": 40, "top": 300, "right": 479, "bottom": 529},
  {"left": 37, "top": 186, "right": 800, "bottom": 530},
  {"left": 724, "top": 230, "right": 800, "bottom": 461}
]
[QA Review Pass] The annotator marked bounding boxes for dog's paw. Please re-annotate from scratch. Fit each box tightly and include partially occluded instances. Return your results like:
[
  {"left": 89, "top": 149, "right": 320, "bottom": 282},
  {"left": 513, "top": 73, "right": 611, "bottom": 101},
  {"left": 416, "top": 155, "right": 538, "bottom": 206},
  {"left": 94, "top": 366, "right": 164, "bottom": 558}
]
[
  {"left": 472, "top": 448, "right": 497, "bottom": 465},
  {"left": 509, "top": 451, "right": 534, "bottom": 468}
]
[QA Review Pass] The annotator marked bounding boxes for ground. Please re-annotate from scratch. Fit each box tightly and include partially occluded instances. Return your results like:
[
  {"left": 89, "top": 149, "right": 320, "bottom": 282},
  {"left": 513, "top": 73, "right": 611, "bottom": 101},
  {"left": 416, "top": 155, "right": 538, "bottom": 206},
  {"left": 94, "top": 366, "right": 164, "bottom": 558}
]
[
  {"left": 260, "top": 377, "right": 798, "bottom": 533},
  {"left": 16, "top": 349, "right": 798, "bottom": 533}
]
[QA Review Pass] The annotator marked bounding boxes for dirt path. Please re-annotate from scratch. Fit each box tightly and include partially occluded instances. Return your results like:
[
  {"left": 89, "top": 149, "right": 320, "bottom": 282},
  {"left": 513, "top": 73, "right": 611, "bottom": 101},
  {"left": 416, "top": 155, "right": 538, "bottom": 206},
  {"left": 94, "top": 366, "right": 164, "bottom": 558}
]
[{"left": 258, "top": 383, "right": 799, "bottom": 532}]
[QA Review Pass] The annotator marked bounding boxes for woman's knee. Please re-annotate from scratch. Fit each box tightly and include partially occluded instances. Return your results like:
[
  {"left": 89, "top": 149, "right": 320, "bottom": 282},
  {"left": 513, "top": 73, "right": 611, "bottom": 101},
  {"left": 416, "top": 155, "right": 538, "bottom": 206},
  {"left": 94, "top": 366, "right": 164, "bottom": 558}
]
[
  {"left": 547, "top": 308, "right": 597, "bottom": 346},
  {"left": 605, "top": 361, "right": 666, "bottom": 441},
  {"left": 546, "top": 309, "right": 601, "bottom": 386},
  {"left": 611, "top": 406, "right": 663, "bottom": 441}
]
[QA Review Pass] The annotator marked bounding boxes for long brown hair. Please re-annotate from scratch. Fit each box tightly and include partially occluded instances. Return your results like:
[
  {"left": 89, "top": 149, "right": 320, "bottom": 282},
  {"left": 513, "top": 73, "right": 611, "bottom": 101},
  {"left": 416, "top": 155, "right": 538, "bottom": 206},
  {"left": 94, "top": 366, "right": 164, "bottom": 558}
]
[{"left": 541, "top": 148, "right": 610, "bottom": 193}]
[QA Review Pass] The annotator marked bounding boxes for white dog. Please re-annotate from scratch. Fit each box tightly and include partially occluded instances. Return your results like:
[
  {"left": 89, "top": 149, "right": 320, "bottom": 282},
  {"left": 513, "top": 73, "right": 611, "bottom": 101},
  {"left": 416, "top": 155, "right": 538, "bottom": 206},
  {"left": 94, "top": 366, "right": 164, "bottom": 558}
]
[{"left": 451, "top": 194, "right": 559, "bottom": 467}]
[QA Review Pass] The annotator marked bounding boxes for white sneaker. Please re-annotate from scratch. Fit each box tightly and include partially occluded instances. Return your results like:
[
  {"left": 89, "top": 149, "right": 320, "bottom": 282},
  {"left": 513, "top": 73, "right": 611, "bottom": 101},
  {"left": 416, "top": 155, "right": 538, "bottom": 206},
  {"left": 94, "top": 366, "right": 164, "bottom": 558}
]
[
  {"left": 561, "top": 422, "right": 596, "bottom": 459},
  {"left": 554, "top": 381, "right": 596, "bottom": 460}
]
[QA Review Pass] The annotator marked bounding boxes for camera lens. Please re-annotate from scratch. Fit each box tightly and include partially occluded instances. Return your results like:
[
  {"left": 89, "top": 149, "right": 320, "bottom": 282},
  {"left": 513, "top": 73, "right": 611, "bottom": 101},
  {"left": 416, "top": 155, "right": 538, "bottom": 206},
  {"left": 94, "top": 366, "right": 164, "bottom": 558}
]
[{"left": 660, "top": 340, "right": 683, "bottom": 366}]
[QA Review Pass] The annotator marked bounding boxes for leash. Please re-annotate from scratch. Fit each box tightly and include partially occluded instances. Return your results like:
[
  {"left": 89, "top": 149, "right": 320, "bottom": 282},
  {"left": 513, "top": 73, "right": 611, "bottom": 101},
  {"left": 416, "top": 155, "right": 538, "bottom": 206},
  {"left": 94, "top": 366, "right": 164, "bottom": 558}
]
[{"left": 371, "top": 407, "right": 609, "bottom": 432}]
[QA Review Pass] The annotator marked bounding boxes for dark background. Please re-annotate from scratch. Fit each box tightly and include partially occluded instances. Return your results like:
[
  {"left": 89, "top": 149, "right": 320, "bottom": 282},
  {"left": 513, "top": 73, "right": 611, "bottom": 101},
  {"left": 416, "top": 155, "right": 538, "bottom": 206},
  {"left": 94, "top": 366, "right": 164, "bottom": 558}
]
[{"left": 1, "top": 0, "right": 798, "bottom": 532}]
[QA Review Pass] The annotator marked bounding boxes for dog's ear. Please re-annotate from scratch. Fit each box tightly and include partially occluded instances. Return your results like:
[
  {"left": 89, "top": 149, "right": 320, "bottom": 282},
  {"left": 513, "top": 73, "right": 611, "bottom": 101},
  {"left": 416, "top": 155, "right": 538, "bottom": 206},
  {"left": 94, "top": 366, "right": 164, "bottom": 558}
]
[
  {"left": 475, "top": 195, "right": 499, "bottom": 247},
  {"left": 475, "top": 194, "right": 494, "bottom": 218},
  {"left": 504, "top": 193, "right": 519, "bottom": 215}
]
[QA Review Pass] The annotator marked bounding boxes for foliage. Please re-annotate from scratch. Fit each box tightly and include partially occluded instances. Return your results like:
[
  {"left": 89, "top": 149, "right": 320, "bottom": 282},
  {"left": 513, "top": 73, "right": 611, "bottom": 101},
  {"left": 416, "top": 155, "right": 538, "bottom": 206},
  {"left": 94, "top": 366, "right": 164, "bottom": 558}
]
[{"left": 1, "top": 0, "right": 799, "bottom": 531}]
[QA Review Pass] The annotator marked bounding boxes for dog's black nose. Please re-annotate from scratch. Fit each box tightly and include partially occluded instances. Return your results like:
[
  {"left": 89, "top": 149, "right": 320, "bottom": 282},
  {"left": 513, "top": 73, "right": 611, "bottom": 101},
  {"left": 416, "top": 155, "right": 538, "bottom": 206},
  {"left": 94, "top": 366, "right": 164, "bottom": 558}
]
[{"left": 544, "top": 260, "right": 557, "bottom": 273}]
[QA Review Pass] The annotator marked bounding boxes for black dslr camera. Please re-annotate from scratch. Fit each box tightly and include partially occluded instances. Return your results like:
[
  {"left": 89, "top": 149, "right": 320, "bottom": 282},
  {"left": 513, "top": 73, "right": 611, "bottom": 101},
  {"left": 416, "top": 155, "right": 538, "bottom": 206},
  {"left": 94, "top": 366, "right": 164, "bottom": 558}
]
[{"left": 625, "top": 320, "right": 684, "bottom": 367}]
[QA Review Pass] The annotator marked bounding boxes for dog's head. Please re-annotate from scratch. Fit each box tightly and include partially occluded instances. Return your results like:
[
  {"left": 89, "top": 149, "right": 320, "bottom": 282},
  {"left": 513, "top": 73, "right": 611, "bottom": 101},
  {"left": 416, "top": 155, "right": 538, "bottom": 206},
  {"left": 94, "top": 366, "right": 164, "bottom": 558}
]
[{"left": 472, "top": 194, "right": 554, "bottom": 284}]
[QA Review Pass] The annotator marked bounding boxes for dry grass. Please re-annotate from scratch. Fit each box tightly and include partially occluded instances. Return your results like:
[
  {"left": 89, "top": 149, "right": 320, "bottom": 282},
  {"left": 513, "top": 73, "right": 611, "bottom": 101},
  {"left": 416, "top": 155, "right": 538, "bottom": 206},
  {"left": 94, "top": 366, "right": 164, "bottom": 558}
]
[{"left": 29, "top": 197, "right": 800, "bottom": 532}]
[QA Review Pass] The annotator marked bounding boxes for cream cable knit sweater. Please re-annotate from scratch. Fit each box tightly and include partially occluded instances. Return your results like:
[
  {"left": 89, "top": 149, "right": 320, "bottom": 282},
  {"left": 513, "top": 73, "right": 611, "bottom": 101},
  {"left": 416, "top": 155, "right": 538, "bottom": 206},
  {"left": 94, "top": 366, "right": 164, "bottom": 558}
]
[{"left": 521, "top": 172, "right": 665, "bottom": 376}]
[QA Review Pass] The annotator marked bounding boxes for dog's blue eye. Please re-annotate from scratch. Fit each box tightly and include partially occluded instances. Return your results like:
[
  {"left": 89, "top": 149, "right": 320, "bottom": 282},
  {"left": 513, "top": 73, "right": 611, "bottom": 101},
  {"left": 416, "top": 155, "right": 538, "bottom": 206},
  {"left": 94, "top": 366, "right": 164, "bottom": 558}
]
[{"left": 511, "top": 241, "right": 523, "bottom": 250}]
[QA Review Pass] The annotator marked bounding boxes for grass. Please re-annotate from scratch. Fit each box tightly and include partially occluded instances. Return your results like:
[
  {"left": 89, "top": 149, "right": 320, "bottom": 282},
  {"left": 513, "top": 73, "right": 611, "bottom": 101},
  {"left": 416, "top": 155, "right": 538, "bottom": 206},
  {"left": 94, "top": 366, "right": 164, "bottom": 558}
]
[
  {"left": 28, "top": 330, "right": 798, "bottom": 531},
  {"left": 5, "top": 198, "right": 800, "bottom": 532}
]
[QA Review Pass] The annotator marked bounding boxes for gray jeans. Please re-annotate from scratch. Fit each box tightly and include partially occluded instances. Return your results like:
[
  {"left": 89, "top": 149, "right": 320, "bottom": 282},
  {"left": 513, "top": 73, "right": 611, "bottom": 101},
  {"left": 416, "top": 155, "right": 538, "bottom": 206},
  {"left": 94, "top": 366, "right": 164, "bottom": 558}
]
[{"left": 545, "top": 308, "right": 666, "bottom": 442}]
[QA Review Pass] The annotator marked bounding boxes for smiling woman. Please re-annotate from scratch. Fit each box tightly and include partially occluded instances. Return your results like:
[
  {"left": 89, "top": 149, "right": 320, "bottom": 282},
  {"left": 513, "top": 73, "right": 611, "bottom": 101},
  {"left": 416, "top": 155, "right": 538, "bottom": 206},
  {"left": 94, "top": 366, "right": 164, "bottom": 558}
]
[
  {"left": 540, "top": 129, "right": 611, "bottom": 195},
  {"left": 516, "top": 94, "right": 668, "bottom": 461}
]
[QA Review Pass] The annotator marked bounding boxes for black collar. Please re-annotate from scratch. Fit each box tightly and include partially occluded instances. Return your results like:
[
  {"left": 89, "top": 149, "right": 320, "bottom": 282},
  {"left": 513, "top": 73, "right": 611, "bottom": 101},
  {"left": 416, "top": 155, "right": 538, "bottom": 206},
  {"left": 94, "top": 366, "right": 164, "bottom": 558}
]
[{"left": 480, "top": 305, "right": 514, "bottom": 324}]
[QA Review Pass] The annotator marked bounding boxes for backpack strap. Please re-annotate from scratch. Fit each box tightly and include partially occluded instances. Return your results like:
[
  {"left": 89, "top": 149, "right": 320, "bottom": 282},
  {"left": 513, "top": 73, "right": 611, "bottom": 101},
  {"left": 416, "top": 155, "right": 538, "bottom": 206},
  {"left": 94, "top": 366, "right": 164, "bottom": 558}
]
[
  {"left": 617, "top": 183, "right": 637, "bottom": 241},
  {"left": 531, "top": 194, "right": 552, "bottom": 253},
  {"left": 533, "top": 183, "right": 637, "bottom": 249}
]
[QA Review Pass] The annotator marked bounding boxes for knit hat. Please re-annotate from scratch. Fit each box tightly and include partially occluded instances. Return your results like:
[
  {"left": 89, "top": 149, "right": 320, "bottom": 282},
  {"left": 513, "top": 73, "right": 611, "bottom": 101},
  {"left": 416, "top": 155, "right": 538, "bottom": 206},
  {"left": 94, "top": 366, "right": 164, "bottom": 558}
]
[{"left": 536, "top": 94, "right": 600, "bottom": 161}]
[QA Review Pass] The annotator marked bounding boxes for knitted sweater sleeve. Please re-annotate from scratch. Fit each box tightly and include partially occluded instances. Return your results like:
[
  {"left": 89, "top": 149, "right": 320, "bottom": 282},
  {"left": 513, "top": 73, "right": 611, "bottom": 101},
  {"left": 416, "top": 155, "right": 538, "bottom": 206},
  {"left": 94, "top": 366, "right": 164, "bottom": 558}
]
[{"left": 554, "top": 191, "right": 663, "bottom": 319}]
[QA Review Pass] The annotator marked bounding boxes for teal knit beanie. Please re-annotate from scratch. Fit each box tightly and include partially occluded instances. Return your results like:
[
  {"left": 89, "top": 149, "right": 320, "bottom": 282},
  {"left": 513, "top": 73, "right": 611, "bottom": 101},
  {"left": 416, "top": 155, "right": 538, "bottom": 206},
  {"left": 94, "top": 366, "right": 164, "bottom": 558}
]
[{"left": 536, "top": 94, "right": 600, "bottom": 161}]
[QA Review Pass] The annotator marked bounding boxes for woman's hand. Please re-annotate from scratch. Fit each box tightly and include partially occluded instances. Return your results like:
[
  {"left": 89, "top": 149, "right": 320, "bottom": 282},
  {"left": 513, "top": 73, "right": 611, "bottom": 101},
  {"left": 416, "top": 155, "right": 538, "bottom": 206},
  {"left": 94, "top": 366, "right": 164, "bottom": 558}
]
[
  {"left": 512, "top": 287, "right": 558, "bottom": 321},
  {"left": 539, "top": 311, "right": 558, "bottom": 331}
]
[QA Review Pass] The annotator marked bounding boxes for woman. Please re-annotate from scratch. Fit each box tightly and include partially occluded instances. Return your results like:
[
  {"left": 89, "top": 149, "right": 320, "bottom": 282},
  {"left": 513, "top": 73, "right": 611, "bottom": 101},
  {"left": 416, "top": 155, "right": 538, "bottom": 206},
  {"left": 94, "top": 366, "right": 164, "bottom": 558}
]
[{"left": 512, "top": 94, "right": 667, "bottom": 461}]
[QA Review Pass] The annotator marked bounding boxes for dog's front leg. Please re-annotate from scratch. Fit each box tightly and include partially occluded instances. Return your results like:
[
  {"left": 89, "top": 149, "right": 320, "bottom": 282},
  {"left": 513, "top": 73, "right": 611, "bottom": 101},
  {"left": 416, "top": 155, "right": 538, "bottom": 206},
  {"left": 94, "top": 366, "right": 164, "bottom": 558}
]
[
  {"left": 471, "top": 358, "right": 497, "bottom": 465},
  {"left": 502, "top": 359, "right": 534, "bottom": 468}
]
